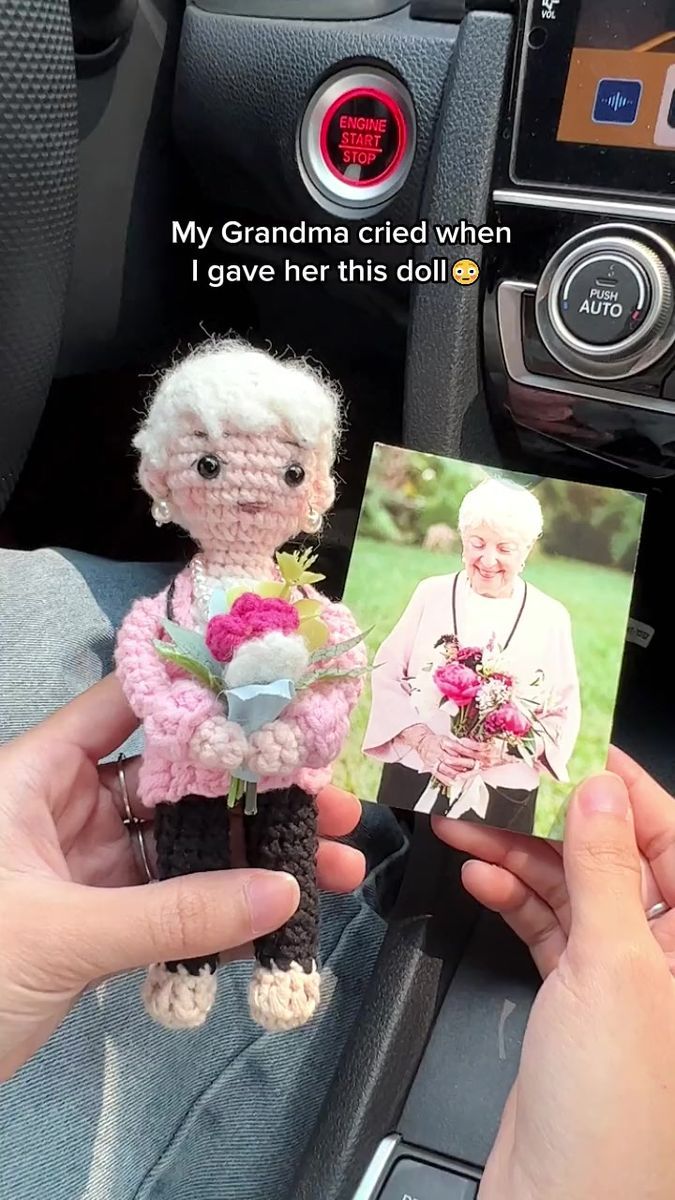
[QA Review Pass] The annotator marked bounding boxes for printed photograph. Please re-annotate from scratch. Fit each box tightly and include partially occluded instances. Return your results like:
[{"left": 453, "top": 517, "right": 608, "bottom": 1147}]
[{"left": 333, "top": 445, "right": 645, "bottom": 839}]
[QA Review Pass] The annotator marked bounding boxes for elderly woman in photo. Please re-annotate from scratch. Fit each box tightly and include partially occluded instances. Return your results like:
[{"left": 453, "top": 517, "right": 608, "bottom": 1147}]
[{"left": 362, "top": 479, "right": 581, "bottom": 834}]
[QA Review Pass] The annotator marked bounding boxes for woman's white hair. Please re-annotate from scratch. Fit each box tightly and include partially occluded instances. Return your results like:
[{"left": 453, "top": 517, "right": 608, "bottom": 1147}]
[
  {"left": 458, "top": 478, "right": 544, "bottom": 546},
  {"left": 134, "top": 338, "right": 342, "bottom": 468}
]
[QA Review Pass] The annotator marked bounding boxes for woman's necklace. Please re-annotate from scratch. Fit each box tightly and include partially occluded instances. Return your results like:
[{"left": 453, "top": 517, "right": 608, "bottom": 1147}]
[{"left": 452, "top": 572, "right": 528, "bottom": 653}]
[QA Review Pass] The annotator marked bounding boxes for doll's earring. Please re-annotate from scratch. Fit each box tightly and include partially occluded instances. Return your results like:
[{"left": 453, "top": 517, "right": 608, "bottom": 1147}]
[
  {"left": 151, "top": 499, "right": 172, "bottom": 527},
  {"left": 304, "top": 506, "right": 322, "bottom": 534}
]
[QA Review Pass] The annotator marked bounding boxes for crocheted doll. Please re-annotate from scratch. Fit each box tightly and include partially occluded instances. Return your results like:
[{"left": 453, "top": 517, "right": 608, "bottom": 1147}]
[{"left": 115, "top": 340, "right": 366, "bottom": 1032}]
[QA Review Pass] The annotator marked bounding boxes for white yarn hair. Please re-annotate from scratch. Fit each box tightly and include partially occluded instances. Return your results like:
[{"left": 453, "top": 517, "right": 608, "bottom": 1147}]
[
  {"left": 458, "top": 478, "right": 544, "bottom": 547},
  {"left": 134, "top": 338, "right": 343, "bottom": 469}
]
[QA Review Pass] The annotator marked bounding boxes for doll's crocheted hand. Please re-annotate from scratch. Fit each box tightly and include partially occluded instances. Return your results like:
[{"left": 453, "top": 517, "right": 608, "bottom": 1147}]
[
  {"left": 189, "top": 716, "right": 247, "bottom": 770},
  {"left": 0, "top": 675, "right": 366, "bottom": 1081},
  {"left": 140, "top": 679, "right": 224, "bottom": 762},
  {"left": 246, "top": 719, "right": 303, "bottom": 776},
  {"left": 246, "top": 688, "right": 356, "bottom": 777}
]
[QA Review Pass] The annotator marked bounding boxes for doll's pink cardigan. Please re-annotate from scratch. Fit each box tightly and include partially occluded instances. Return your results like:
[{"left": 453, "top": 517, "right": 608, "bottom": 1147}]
[{"left": 115, "top": 568, "right": 364, "bottom": 807}]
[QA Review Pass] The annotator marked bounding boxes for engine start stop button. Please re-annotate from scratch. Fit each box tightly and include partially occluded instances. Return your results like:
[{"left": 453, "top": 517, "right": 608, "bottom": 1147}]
[
  {"left": 299, "top": 68, "right": 416, "bottom": 215},
  {"left": 320, "top": 88, "right": 406, "bottom": 186}
]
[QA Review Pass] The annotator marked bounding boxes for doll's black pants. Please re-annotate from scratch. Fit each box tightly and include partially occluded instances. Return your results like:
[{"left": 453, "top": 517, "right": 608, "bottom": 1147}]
[{"left": 154, "top": 787, "right": 318, "bottom": 978}]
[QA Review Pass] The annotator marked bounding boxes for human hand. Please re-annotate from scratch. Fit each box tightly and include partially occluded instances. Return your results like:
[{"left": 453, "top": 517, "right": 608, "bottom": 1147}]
[
  {"left": 440, "top": 735, "right": 507, "bottom": 774},
  {"left": 0, "top": 675, "right": 366, "bottom": 1081},
  {"left": 399, "top": 725, "right": 477, "bottom": 778},
  {"left": 434, "top": 749, "right": 675, "bottom": 1200},
  {"left": 189, "top": 715, "right": 247, "bottom": 770},
  {"left": 464, "top": 737, "right": 509, "bottom": 770},
  {"left": 434, "top": 734, "right": 480, "bottom": 783}
]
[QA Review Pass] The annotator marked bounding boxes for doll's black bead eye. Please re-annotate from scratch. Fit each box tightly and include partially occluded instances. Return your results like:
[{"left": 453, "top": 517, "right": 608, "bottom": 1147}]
[
  {"left": 284, "top": 463, "right": 305, "bottom": 487},
  {"left": 197, "top": 455, "right": 221, "bottom": 480}
]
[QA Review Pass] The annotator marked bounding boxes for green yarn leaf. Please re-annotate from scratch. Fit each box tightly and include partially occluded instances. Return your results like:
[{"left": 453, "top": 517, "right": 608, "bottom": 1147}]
[
  {"left": 296, "top": 666, "right": 371, "bottom": 689},
  {"left": 163, "top": 620, "right": 222, "bottom": 671},
  {"left": 306, "top": 627, "right": 372, "bottom": 667},
  {"left": 153, "top": 641, "right": 222, "bottom": 693}
]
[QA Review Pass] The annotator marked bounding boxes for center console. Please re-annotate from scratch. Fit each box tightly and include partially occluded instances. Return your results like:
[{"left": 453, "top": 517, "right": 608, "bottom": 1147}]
[{"left": 485, "top": 0, "right": 675, "bottom": 482}]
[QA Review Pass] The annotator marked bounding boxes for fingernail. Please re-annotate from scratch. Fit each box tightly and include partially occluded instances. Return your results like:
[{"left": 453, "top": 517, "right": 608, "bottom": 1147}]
[
  {"left": 245, "top": 872, "right": 299, "bottom": 937},
  {"left": 577, "top": 772, "right": 629, "bottom": 818}
]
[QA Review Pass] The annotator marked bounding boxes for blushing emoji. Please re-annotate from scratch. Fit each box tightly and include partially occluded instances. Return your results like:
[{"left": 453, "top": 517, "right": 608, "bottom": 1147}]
[{"left": 452, "top": 259, "right": 480, "bottom": 286}]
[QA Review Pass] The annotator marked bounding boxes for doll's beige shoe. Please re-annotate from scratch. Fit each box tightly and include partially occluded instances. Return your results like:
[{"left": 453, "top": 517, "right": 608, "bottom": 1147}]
[
  {"left": 142, "top": 963, "right": 217, "bottom": 1029},
  {"left": 249, "top": 960, "right": 320, "bottom": 1032}
]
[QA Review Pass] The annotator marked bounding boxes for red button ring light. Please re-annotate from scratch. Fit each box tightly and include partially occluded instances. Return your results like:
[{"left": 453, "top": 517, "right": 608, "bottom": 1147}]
[{"left": 319, "top": 86, "right": 408, "bottom": 189}]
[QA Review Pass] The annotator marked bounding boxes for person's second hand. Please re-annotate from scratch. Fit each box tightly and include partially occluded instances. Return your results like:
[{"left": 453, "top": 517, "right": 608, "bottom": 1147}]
[{"left": 431, "top": 751, "right": 675, "bottom": 1200}]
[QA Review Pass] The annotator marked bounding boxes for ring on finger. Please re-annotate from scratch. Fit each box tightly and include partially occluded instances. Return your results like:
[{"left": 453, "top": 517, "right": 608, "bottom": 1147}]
[
  {"left": 116, "top": 754, "right": 154, "bottom": 883},
  {"left": 646, "top": 900, "right": 670, "bottom": 922}
]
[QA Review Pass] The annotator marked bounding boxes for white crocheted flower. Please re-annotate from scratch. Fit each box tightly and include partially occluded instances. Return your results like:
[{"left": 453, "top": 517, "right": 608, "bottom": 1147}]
[{"left": 223, "top": 630, "right": 310, "bottom": 687}]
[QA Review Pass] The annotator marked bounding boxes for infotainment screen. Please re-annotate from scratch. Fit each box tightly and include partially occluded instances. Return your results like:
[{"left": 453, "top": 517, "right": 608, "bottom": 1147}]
[{"left": 513, "top": 1, "right": 675, "bottom": 196}]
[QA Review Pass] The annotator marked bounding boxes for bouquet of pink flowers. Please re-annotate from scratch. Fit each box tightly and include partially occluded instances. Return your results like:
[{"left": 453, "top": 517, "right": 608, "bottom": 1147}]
[
  {"left": 154, "top": 550, "right": 368, "bottom": 812},
  {"left": 429, "top": 633, "right": 559, "bottom": 804}
]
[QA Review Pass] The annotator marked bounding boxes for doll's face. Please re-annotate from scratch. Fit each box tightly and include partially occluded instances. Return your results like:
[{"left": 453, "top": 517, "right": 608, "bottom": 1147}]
[{"left": 158, "top": 424, "right": 322, "bottom": 549}]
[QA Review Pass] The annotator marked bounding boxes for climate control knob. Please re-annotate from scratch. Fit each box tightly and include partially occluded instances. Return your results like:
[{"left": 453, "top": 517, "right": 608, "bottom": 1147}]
[{"left": 535, "top": 226, "right": 675, "bottom": 381}]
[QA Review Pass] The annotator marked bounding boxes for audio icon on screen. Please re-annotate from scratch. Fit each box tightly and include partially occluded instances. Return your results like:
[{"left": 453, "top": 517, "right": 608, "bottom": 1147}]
[{"left": 592, "top": 78, "right": 642, "bottom": 126}]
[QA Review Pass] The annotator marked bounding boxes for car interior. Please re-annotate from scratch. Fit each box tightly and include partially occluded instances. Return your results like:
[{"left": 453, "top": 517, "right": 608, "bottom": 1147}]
[{"left": 3, "top": 1, "right": 675, "bottom": 1197}]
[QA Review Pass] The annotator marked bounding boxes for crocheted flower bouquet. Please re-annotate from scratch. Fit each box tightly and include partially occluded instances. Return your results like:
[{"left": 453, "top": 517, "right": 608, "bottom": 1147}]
[{"left": 155, "top": 548, "right": 367, "bottom": 814}]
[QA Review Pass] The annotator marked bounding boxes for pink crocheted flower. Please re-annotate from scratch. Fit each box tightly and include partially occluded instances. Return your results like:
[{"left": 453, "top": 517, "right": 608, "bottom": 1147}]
[
  {"left": 205, "top": 593, "right": 300, "bottom": 663},
  {"left": 434, "top": 663, "right": 481, "bottom": 707}
]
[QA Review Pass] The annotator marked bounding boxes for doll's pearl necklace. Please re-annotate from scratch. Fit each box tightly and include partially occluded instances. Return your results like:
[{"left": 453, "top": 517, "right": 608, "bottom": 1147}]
[
  {"left": 190, "top": 555, "right": 251, "bottom": 624},
  {"left": 190, "top": 556, "right": 212, "bottom": 623}
]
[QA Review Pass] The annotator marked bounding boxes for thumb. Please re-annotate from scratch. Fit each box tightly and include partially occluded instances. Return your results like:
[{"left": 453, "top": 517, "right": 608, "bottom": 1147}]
[
  {"left": 564, "top": 771, "right": 646, "bottom": 956},
  {"left": 60, "top": 869, "right": 300, "bottom": 981}
]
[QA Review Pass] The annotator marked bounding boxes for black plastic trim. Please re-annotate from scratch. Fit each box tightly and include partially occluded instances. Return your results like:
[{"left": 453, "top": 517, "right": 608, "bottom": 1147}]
[
  {"left": 192, "top": 0, "right": 407, "bottom": 16},
  {"left": 399, "top": 912, "right": 538, "bottom": 1166},
  {"left": 410, "top": 0, "right": 464, "bottom": 16},
  {"left": 404, "top": 10, "right": 514, "bottom": 462},
  {"left": 411, "top": 0, "right": 517, "bottom": 16},
  {"left": 290, "top": 823, "right": 481, "bottom": 1200}
]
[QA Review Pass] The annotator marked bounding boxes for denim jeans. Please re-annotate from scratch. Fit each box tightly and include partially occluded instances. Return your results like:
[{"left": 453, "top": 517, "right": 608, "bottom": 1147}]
[{"left": 0, "top": 549, "right": 406, "bottom": 1200}]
